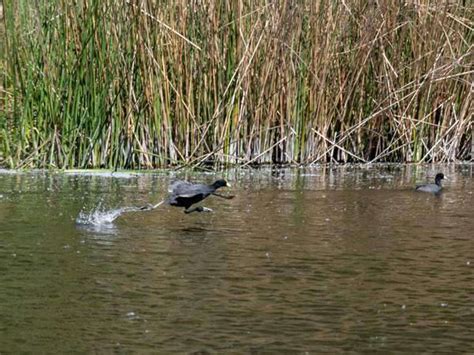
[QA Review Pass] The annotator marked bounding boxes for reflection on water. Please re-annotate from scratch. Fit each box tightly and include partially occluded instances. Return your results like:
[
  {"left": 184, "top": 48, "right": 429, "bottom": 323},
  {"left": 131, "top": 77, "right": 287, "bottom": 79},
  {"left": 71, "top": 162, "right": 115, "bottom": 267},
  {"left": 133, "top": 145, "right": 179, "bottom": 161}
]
[{"left": 0, "top": 165, "right": 473, "bottom": 353}]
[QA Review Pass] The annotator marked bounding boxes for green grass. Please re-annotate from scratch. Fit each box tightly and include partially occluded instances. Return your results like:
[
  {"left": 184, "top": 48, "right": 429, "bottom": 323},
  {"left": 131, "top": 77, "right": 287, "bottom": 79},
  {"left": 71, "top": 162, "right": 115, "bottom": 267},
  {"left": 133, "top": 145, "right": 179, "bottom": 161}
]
[{"left": 1, "top": 0, "right": 472, "bottom": 169}]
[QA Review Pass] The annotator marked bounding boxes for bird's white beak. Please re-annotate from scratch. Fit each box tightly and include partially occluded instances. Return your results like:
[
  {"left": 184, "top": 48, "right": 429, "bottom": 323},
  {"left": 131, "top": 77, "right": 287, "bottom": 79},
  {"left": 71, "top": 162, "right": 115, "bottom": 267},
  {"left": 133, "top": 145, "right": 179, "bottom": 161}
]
[{"left": 226, "top": 182, "right": 232, "bottom": 187}]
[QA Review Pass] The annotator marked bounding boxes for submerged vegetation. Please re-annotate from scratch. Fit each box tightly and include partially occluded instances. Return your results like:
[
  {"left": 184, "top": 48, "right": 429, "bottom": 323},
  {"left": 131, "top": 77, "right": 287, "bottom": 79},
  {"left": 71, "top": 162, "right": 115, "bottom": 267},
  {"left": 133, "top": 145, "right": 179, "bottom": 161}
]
[{"left": 0, "top": 0, "right": 472, "bottom": 169}]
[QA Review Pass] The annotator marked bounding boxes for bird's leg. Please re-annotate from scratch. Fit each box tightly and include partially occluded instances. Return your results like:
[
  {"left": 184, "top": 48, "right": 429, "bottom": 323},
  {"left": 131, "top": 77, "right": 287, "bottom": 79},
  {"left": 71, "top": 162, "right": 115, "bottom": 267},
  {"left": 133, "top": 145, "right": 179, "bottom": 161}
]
[
  {"left": 139, "top": 203, "right": 154, "bottom": 211},
  {"left": 139, "top": 200, "right": 165, "bottom": 211},
  {"left": 184, "top": 206, "right": 213, "bottom": 214},
  {"left": 212, "top": 193, "right": 235, "bottom": 199}
]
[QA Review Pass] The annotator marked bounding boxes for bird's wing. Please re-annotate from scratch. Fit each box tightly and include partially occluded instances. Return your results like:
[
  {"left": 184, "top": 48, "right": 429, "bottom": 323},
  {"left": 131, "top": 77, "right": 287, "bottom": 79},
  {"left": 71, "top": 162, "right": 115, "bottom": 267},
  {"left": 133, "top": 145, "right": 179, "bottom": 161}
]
[
  {"left": 168, "top": 180, "right": 190, "bottom": 193},
  {"left": 169, "top": 180, "right": 211, "bottom": 198}
]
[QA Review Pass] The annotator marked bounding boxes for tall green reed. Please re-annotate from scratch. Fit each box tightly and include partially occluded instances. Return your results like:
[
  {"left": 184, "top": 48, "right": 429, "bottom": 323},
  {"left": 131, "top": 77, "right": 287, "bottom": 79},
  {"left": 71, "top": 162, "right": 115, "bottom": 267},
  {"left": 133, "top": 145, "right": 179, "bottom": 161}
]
[{"left": 1, "top": 0, "right": 472, "bottom": 169}]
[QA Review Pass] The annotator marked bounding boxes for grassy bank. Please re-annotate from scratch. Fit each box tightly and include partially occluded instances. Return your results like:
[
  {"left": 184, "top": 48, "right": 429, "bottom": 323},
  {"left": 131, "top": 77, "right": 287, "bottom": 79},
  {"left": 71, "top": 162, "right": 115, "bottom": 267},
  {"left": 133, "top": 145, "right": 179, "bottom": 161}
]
[{"left": 1, "top": 0, "right": 472, "bottom": 169}]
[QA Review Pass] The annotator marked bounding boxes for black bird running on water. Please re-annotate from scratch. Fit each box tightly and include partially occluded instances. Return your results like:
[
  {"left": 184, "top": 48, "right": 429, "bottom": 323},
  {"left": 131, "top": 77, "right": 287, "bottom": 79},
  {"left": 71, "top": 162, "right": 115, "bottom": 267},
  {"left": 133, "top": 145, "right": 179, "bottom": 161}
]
[
  {"left": 415, "top": 173, "right": 445, "bottom": 193},
  {"left": 168, "top": 179, "right": 233, "bottom": 213},
  {"left": 141, "top": 179, "right": 233, "bottom": 213}
]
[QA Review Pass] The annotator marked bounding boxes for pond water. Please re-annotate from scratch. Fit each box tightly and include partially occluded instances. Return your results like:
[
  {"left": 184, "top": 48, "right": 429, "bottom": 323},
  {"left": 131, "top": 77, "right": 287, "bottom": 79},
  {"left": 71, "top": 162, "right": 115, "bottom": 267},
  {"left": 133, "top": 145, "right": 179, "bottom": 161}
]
[{"left": 0, "top": 165, "right": 473, "bottom": 353}]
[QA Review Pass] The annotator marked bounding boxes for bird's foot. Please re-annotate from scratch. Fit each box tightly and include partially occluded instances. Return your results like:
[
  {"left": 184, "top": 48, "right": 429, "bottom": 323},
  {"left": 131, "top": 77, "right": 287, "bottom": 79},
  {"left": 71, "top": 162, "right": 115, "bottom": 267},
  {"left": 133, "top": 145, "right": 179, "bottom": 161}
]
[
  {"left": 184, "top": 206, "right": 213, "bottom": 214},
  {"left": 139, "top": 203, "right": 154, "bottom": 211}
]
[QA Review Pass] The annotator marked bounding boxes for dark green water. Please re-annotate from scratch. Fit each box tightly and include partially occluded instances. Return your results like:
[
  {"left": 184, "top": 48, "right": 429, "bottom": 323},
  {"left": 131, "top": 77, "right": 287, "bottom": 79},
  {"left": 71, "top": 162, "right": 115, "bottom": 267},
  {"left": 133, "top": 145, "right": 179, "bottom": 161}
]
[{"left": 1, "top": 165, "right": 473, "bottom": 353}]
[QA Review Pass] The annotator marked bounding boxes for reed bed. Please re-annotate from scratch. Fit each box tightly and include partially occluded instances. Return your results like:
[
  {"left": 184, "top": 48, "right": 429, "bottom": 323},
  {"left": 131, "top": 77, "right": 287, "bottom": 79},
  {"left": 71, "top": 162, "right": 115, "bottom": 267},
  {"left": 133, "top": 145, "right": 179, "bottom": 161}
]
[{"left": 0, "top": 0, "right": 472, "bottom": 169}]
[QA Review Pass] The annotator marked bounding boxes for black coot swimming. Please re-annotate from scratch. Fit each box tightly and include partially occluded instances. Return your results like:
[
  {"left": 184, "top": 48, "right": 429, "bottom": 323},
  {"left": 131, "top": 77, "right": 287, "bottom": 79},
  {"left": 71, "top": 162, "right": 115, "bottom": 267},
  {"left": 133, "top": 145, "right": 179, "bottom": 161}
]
[
  {"left": 167, "top": 179, "right": 233, "bottom": 213},
  {"left": 416, "top": 173, "right": 445, "bottom": 193}
]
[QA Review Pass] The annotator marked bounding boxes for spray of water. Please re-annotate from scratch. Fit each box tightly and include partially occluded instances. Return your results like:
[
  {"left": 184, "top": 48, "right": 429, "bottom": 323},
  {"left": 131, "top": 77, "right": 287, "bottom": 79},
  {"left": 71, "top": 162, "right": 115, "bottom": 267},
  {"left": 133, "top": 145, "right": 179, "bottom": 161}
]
[
  {"left": 75, "top": 200, "right": 164, "bottom": 226},
  {"left": 76, "top": 205, "right": 137, "bottom": 225}
]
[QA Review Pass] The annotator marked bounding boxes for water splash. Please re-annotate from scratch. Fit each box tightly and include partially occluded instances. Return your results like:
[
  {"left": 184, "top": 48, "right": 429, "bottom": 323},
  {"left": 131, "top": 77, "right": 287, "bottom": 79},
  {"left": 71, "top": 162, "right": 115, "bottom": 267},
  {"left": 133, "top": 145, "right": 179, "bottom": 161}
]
[
  {"left": 75, "top": 200, "right": 163, "bottom": 226},
  {"left": 75, "top": 203, "right": 141, "bottom": 226}
]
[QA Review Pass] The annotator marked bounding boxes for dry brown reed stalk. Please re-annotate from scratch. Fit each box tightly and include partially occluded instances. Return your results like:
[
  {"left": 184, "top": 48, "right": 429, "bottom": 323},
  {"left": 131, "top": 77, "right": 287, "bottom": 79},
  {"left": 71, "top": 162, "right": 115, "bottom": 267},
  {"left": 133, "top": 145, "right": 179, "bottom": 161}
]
[{"left": 0, "top": 0, "right": 472, "bottom": 169}]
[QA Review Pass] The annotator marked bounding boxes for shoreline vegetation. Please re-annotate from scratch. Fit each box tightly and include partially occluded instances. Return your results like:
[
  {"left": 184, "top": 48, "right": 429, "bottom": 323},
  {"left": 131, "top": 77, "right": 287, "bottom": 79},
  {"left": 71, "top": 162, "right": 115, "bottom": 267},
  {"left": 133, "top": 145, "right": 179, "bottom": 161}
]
[{"left": 0, "top": 1, "right": 472, "bottom": 169}]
